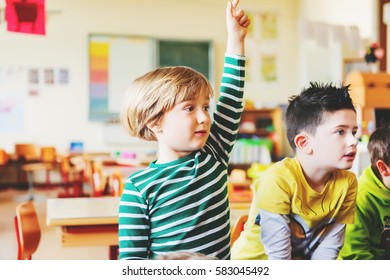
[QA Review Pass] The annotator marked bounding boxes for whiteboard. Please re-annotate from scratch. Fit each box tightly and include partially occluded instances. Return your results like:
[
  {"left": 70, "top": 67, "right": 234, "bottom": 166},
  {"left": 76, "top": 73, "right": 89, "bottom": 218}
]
[
  {"left": 108, "top": 37, "right": 156, "bottom": 112},
  {"left": 88, "top": 34, "right": 155, "bottom": 121}
]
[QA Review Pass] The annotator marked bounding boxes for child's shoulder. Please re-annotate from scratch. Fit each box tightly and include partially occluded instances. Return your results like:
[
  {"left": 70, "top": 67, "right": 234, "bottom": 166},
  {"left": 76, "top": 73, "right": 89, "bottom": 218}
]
[
  {"left": 259, "top": 157, "right": 298, "bottom": 182},
  {"left": 267, "top": 157, "right": 299, "bottom": 174}
]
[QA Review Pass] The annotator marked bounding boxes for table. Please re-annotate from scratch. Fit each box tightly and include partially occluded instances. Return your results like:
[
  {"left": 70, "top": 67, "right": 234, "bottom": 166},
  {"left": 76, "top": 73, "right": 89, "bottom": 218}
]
[
  {"left": 22, "top": 162, "right": 54, "bottom": 200},
  {"left": 46, "top": 196, "right": 250, "bottom": 259},
  {"left": 46, "top": 197, "right": 119, "bottom": 249}
]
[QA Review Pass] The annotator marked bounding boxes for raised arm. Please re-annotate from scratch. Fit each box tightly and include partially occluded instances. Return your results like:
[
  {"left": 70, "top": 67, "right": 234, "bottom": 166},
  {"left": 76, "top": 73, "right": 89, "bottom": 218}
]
[
  {"left": 204, "top": 1, "right": 250, "bottom": 161},
  {"left": 226, "top": 0, "right": 250, "bottom": 56}
]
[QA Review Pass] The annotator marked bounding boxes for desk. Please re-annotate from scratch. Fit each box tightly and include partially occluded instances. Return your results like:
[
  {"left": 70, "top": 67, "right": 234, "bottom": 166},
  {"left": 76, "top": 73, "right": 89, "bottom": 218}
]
[
  {"left": 46, "top": 197, "right": 119, "bottom": 248},
  {"left": 22, "top": 162, "right": 53, "bottom": 200},
  {"left": 46, "top": 196, "right": 250, "bottom": 259}
]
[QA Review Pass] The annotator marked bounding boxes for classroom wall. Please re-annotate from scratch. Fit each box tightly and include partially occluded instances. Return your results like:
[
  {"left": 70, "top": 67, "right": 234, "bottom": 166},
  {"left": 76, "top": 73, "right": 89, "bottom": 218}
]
[
  {"left": 0, "top": 0, "right": 377, "bottom": 156},
  {"left": 298, "top": 0, "right": 377, "bottom": 87}
]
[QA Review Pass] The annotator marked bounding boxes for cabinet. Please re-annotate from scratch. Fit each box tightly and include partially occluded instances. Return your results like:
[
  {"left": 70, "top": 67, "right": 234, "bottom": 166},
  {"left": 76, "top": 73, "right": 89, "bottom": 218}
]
[
  {"left": 346, "top": 71, "right": 390, "bottom": 132},
  {"left": 229, "top": 107, "right": 284, "bottom": 172}
]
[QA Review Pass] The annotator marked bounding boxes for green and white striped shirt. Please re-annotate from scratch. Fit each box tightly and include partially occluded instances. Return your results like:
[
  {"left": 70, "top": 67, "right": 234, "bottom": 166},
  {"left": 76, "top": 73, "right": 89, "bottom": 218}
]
[{"left": 118, "top": 54, "right": 246, "bottom": 260}]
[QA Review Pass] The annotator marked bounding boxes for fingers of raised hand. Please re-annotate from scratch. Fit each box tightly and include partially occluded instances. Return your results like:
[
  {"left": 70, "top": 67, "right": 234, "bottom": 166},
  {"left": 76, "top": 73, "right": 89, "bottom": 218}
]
[
  {"left": 239, "top": 14, "right": 250, "bottom": 27},
  {"left": 234, "top": 10, "right": 250, "bottom": 27}
]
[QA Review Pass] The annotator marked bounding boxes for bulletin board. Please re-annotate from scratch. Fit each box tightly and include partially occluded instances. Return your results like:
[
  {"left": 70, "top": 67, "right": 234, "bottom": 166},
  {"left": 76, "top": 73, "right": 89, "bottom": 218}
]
[{"left": 88, "top": 34, "right": 213, "bottom": 122}]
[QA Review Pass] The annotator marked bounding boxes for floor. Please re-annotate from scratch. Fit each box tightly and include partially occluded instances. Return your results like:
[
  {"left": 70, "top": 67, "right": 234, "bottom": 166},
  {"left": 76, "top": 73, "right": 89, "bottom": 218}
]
[{"left": 0, "top": 187, "right": 111, "bottom": 260}]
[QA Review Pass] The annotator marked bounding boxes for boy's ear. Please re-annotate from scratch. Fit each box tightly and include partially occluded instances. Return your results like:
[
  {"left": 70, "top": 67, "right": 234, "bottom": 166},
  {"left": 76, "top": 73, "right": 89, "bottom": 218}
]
[
  {"left": 376, "top": 160, "right": 390, "bottom": 177},
  {"left": 294, "top": 132, "right": 312, "bottom": 154},
  {"left": 147, "top": 121, "right": 162, "bottom": 134}
]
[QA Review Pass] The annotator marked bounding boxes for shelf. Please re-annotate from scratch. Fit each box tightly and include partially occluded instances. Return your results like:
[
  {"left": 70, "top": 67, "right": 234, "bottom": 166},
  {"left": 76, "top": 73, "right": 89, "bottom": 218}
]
[{"left": 346, "top": 71, "right": 390, "bottom": 131}]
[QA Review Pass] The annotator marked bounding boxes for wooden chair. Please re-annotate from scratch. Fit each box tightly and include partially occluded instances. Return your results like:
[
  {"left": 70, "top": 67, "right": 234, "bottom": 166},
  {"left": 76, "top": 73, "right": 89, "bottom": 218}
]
[
  {"left": 15, "top": 143, "right": 40, "bottom": 185},
  {"left": 40, "top": 146, "right": 58, "bottom": 185},
  {"left": 91, "top": 162, "right": 107, "bottom": 197},
  {"left": 0, "top": 148, "right": 9, "bottom": 166},
  {"left": 15, "top": 143, "right": 39, "bottom": 162},
  {"left": 231, "top": 214, "right": 248, "bottom": 246},
  {"left": 21, "top": 162, "right": 53, "bottom": 200},
  {"left": 14, "top": 201, "right": 41, "bottom": 260},
  {"left": 20, "top": 146, "right": 59, "bottom": 200},
  {"left": 58, "top": 155, "right": 86, "bottom": 197},
  {"left": 109, "top": 171, "right": 124, "bottom": 197}
]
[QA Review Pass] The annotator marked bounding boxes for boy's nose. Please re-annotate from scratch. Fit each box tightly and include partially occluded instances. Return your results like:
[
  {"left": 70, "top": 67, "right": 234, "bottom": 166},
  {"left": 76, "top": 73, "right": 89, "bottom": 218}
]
[
  {"left": 197, "top": 110, "right": 210, "bottom": 124},
  {"left": 348, "top": 134, "right": 359, "bottom": 146}
]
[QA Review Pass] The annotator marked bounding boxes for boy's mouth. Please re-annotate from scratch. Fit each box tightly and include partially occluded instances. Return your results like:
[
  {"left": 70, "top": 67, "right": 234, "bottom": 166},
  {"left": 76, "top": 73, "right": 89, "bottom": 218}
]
[
  {"left": 195, "top": 130, "right": 208, "bottom": 136},
  {"left": 343, "top": 151, "right": 356, "bottom": 160}
]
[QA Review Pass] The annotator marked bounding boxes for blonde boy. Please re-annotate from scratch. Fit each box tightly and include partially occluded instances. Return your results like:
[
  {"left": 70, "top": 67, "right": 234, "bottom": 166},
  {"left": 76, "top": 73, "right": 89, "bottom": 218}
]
[{"left": 118, "top": 0, "right": 250, "bottom": 260}]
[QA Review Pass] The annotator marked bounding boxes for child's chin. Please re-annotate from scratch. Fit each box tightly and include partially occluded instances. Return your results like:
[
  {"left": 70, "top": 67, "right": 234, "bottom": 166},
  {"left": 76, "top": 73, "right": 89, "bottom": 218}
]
[{"left": 339, "top": 163, "right": 354, "bottom": 170}]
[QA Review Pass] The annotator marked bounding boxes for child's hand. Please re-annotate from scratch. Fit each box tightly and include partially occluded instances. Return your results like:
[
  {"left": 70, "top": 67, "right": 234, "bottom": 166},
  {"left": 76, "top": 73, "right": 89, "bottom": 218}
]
[{"left": 226, "top": 0, "right": 250, "bottom": 41}]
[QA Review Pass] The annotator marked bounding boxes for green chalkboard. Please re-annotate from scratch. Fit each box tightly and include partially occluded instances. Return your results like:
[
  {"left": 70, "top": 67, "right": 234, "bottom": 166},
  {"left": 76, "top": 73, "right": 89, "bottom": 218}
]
[{"left": 158, "top": 40, "right": 212, "bottom": 79}]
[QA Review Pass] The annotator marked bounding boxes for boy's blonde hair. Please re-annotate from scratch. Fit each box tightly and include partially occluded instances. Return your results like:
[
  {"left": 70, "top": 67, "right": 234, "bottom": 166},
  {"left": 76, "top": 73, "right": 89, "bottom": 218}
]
[{"left": 121, "top": 66, "right": 214, "bottom": 141}]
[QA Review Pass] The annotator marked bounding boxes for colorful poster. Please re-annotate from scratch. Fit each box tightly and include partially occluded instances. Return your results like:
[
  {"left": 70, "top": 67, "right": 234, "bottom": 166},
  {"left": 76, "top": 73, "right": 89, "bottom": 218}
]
[
  {"left": 89, "top": 41, "right": 109, "bottom": 113},
  {"left": 5, "top": 0, "right": 46, "bottom": 35}
]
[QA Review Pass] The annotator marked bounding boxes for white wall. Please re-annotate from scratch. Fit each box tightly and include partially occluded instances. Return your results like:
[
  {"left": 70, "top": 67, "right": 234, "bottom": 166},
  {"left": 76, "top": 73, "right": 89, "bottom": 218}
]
[
  {"left": 0, "top": 0, "right": 377, "bottom": 156},
  {"left": 298, "top": 0, "right": 378, "bottom": 87}
]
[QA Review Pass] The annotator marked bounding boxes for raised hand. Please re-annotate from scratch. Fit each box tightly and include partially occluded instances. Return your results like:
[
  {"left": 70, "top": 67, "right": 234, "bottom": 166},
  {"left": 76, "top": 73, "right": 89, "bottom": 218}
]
[{"left": 226, "top": 0, "right": 250, "bottom": 55}]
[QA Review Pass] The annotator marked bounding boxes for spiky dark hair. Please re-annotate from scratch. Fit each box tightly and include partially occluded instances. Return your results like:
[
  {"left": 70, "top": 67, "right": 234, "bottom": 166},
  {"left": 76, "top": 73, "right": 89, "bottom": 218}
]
[{"left": 285, "top": 82, "right": 355, "bottom": 150}]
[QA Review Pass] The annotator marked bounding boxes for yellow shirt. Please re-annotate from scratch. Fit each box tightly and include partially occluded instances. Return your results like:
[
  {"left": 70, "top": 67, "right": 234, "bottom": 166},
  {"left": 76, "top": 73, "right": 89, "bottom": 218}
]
[{"left": 232, "top": 157, "right": 358, "bottom": 260}]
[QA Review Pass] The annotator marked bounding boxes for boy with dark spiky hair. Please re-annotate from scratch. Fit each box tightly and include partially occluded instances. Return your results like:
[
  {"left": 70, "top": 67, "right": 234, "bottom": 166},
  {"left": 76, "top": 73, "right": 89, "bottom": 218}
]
[{"left": 232, "top": 82, "right": 359, "bottom": 260}]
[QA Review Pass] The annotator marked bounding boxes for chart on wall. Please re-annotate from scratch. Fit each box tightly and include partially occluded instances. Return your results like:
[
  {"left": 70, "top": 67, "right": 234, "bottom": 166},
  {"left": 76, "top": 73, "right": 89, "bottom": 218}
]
[{"left": 89, "top": 35, "right": 213, "bottom": 122}]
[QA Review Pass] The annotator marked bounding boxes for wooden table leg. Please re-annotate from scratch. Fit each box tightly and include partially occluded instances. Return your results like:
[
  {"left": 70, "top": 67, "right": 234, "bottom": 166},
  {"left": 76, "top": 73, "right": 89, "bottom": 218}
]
[{"left": 109, "top": 245, "right": 119, "bottom": 260}]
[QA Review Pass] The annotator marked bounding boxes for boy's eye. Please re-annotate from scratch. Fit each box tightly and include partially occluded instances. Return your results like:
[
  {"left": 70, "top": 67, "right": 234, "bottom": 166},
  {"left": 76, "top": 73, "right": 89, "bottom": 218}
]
[
  {"left": 204, "top": 105, "right": 210, "bottom": 111},
  {"left": 336, "top": 130, "right": 344, "bottom": 135},
  {"left": 185, "top": 106, "right": 195, "bottom": 112},
  {"left": 352, "top": 130, "right": 357, "bottom": 136}
]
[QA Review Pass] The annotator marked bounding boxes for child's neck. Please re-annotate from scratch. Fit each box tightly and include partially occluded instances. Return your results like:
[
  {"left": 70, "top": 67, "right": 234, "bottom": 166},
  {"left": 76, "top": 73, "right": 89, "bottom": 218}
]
[
  {"left": 297, "top": 156, "right": 332, "bottom": 193},
  {"left": 155, "top": 148, "right": 193, "bottom": 164},
  {"left": 382, "top": 176, "right": 390, "bottom": 191}
]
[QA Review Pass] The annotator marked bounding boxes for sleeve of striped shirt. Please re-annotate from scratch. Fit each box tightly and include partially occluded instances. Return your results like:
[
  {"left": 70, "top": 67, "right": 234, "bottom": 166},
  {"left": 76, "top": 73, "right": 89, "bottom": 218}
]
[
  {"left": 118, "top": 183, "right": 150, "bottom": 260},
  {"left": 206, "top": 53, "right": 246, "bottom": 165}
]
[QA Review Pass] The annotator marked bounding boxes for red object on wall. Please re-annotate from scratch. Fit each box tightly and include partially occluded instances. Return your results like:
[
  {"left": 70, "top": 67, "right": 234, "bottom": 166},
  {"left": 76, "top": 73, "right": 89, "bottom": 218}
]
[{"left": 5, "top": 0, "right": 46, "bottom": 35}]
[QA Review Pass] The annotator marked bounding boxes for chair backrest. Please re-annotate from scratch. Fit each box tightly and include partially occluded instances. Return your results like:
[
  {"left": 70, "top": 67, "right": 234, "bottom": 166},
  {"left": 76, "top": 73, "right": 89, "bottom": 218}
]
[
  {"left": 109, "top": 171, "right": 124, "bottom": 197},
  {"left": 91, "top": 163, "right": 107, "bottom": 196},
  {"left": 59, "top": 155, "right": 71, "bottom": 177},
  {"left": 15, "top": 144, "right": 39, "bottom": 161},
  {"left": 40, "top": 146, "right": 57, "bottom": 163},
  {"left": 59, "top": 155, "right": 84, "bottom": 177},
  {"left": 14, "top": 201, "right": 41, "bottom": 260},
  {"left": 0, "top": 148, "right": 9, "bottom": 166},
  {"left": 230, "top": 214, "right": 248, "bottom": 246}
]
